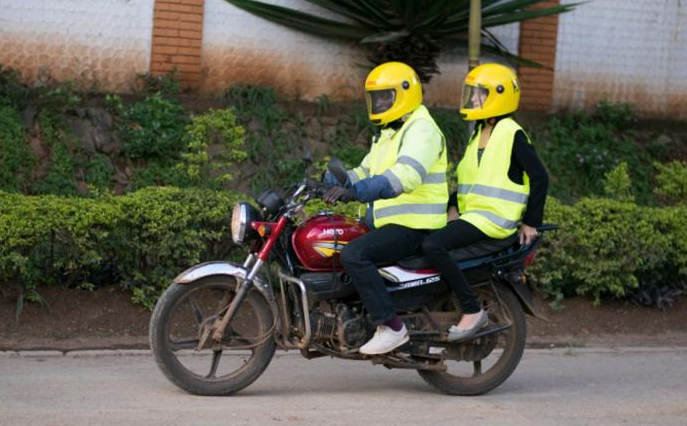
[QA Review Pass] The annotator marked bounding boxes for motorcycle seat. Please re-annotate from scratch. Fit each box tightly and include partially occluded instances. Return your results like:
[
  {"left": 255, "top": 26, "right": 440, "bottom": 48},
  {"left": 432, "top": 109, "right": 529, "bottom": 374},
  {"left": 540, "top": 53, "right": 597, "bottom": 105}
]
[{"left": 397, "top": 233, "right": 520, "bottom": 270}]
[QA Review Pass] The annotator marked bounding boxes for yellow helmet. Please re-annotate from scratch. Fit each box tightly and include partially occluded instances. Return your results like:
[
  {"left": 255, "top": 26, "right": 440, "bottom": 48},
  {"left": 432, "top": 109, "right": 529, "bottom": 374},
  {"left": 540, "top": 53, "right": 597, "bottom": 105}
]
[
  {"left": 460, "top": 63, "right": 520, "bottom": 121},
  {"left": 365, "top": 62, "right": 422, "bottom": 125}
]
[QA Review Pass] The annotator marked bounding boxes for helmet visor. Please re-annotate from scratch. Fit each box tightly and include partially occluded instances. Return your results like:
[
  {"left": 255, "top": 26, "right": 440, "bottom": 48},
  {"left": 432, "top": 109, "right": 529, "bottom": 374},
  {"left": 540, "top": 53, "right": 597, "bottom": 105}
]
[
  {"left": 461, "top": 84, "right": 489, "bottom": 110},
  {"left": 366, "top": 89, "right": 396, "bottom": 114}
]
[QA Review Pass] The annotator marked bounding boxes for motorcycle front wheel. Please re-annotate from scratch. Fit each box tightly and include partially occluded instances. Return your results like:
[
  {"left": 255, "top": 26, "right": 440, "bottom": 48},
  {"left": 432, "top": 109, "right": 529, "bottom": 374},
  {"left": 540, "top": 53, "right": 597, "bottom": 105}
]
[
  {"left": 418, "top": 281, "right": 526, "bottom": 395},
  {"left": 149, "top": 276, "right": 276, "bottom": 395}
]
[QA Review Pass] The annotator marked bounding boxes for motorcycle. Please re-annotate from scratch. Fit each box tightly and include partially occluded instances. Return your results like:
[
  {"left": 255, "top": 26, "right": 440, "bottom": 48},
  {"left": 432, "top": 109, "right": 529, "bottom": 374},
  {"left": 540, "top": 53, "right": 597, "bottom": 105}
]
[{"left": 149, "top": 159, "right": 557, "bottom": 396}]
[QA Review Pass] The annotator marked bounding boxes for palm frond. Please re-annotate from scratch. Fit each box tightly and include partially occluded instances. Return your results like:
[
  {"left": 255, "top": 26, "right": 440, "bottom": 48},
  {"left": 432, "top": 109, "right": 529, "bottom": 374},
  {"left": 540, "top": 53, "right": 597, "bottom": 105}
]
[
  {"left": 222, "top": 0, "right": 580, "bottom": 82},
  {"left": 300, "top": 0, "right": 386, "bottom": 28},
  {"left": 223, "top": 0, "right": 372, "bottom": 39}
]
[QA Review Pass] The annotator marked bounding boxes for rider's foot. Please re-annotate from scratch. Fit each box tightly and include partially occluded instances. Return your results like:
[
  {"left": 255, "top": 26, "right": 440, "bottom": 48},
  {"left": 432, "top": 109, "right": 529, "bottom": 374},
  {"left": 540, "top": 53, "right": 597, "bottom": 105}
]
[
  {"left": 359, "top": 324, "right": 409, "bottom": 355},
  {"left": 447, "top": 309, "right": 488, "bottom": 342}
]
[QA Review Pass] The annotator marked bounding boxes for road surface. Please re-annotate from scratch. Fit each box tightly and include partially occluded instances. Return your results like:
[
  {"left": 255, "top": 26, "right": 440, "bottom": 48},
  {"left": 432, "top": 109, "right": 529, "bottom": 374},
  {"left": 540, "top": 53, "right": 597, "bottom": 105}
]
[{"left": 1, "top": 347, "right": 686, "bottom": 426}]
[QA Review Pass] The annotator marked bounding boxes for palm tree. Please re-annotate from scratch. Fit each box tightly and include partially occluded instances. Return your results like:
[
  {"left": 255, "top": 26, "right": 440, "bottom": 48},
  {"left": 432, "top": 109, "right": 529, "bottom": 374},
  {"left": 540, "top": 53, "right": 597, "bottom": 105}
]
[{"left": 223, "top": 0, "right": 578, "bottom": 82}]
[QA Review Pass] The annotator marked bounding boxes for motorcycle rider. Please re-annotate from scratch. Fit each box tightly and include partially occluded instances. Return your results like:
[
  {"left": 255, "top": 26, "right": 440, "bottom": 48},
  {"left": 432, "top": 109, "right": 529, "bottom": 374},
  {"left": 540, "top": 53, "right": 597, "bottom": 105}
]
[
  {"left": 323, "top": 61, "right": 448, "bottom": 355},
  {"left": 422, "top": 63, "right": 549, "bottom": 341}
]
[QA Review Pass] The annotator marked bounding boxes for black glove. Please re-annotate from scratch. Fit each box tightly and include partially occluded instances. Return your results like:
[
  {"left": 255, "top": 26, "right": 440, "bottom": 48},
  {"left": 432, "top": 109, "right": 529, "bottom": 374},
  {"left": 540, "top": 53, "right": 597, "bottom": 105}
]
[{"left": 323, "top": 186, "right": 355, "bottom": 204}]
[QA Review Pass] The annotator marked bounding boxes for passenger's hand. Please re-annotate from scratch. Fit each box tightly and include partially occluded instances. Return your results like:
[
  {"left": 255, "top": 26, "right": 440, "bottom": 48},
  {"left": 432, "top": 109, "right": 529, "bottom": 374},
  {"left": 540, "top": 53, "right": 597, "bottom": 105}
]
[
  {"left": 323, "top": 187, "right": 355, "bottom": 204},
  {"left": 518, "top": 224, "right": 539, "bottom": 246},
  {"left": 447, "top": 206, "right": 460, "bottom": 222}
]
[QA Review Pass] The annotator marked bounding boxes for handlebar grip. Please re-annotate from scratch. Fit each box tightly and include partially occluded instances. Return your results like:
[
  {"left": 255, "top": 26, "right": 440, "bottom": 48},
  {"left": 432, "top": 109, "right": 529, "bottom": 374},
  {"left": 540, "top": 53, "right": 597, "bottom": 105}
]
[{"left": 338, "top": 194, "right": 354, "bottom": 203}]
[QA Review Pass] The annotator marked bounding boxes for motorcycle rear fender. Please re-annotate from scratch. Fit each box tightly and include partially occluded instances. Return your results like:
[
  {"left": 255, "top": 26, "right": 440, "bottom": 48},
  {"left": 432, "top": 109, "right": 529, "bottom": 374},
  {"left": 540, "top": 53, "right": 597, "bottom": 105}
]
[
  {"left": 172, "top": 261, "right": 277, "bottom": 306},
  {"left": 499, "top": 273, "right": 548, "bottom": 321}
]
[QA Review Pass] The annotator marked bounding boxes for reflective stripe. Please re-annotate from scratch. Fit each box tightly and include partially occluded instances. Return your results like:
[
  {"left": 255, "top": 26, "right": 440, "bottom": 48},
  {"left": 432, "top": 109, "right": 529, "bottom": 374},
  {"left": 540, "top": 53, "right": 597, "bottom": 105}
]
[
  {"left": 467, "top": 210, "right": 519, "bottom": 230},
  {"left": 375, "top": 203, "right": 446, "bottom": 219},
  {"left": 348, "top": 170, "right": 361, "bottom": 184},
  {"left": 397, "top": 155, "right": 428, "bottom": 180},
  {"left": 459, "top": 184, "right": 528, "bottom": 204},
  {"left": 423, "top": 173, "right": 446, "bottom": 184},
  {"left": 382, "top": 170, "right": 404, "bottom": 196}
]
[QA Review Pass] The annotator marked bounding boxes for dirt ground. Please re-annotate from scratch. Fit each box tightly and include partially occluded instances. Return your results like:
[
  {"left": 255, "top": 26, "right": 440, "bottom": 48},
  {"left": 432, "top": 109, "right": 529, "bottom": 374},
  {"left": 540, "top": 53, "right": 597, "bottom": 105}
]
[{"left": 1, "top": 285, "right": 686, "bottom": 351}]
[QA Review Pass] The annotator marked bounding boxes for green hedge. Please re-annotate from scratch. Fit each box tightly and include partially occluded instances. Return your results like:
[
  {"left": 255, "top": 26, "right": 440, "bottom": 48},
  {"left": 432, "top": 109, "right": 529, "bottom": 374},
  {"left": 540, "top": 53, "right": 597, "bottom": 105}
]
[
  {"left": 3, "top": 189, "right": 686, "bottom": 310},
  {"left": 0, "top": 187, "right": 242, "bottom": 309},
  {"left": 529, "top": 197, "right": 687, "bottom": 308}
]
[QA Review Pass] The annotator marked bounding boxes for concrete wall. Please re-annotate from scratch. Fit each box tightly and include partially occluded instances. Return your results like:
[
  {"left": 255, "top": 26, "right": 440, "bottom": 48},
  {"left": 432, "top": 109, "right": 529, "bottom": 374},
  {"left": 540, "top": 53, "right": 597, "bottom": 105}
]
[
  {"left": 0, "top": 0, "right": 154, "bottom": 92},
  {"left": 3, "top": 0, "right": 683, "bottom": 118},
  {"left": 201, "top": 0, "right": 519, "bottom": 108},
  {"left": 554, "top": 0, "right": 687, "bottom": 118}
]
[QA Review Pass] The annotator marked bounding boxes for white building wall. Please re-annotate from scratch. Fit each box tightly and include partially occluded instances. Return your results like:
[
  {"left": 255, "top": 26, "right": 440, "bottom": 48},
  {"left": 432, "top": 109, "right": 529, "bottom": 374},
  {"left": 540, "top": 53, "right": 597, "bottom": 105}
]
[
  {"left": 202, "top": 0, "right": 519, "bottom": 107},
  {"left": 0, "top": 0, "right": 155, "bottom": 92},
  {"left": 554, "top": 0, "right": 687, "bottom": 118}
]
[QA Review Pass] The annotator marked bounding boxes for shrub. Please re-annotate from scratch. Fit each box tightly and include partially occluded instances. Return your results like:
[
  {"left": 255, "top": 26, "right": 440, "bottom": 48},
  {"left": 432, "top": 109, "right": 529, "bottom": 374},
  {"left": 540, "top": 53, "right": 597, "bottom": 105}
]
[
  {"left": 32, "top": 80, "right": 81, "bottom": 113},
  {"left": 304, "top": 198, "right": 367, "bottom": 222},
  {"left": 538, "top": 101, "right": 654, "bottom": 204},
  {"left": 0, "top": 187, "right": 242, "bottom": 310},
  {"left": 115, "top": 187, "right": 241, "bottom": 309},
  {"left": 129, "top": 159, "right": 189, "bottom": 190},
  {"left": 0, "top": 65, "right": 29, "bottom": 109},
  {"left": 132, "top": 70, "right": 181, "bottom": 97},
  {"left": 604, "top": 162, "right": 634, "bottom": 202},
  {"left": 0, "top": 191, "right": 122, "bottom": 308},
  {"left": 109, "top": 93, "right": 188, "bottom": 160},
  {"left": 0, "top": 106, "right": 35, "bottom": 192},
  {"left": 222, "top": 84, "right": 296, "bottom": 193},
  {"left": 34, "top": 142, "right": 78, "bottom": 196},
  {"left": 179, "top": 108, "right": 247, "bottom": 188},
  {"left": 529, "top": 197, "right": 687, "bottom": 307},
  {"left": 654, "top": 161, "right": 687, "bottom": 205},
  {"left": 83, "top": 153, "right": 115, "bottom": 193}
]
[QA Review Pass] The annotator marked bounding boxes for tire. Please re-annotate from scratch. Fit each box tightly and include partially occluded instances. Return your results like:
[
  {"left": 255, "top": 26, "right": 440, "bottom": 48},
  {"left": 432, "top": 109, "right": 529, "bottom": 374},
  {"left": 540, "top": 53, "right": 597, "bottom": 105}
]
[
  {"left": 149, "top": 276, "right": 276, "bottom": 395},
  {"left": 418, "top": 282, "right": 526, "bottom": 396}
]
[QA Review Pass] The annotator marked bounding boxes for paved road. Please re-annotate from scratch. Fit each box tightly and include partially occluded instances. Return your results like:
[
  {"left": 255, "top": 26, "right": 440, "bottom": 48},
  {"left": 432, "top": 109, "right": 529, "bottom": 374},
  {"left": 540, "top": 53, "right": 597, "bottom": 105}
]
[{"left": 1, "top": 348, "right": 686, "bottom": 426}]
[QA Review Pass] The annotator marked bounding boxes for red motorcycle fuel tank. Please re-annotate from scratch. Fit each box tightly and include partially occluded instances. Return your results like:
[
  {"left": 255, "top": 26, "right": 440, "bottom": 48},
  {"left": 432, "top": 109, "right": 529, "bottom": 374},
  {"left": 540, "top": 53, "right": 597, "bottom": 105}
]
[{"left": 292, "top": 213, "right": 369, "bottom": 271}]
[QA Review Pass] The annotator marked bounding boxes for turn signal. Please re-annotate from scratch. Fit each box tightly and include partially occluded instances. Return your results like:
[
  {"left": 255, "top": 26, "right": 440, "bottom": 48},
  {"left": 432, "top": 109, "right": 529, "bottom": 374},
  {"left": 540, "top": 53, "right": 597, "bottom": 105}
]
[{"left": 257, "top": 223, "right": 272, "bottom": 237}]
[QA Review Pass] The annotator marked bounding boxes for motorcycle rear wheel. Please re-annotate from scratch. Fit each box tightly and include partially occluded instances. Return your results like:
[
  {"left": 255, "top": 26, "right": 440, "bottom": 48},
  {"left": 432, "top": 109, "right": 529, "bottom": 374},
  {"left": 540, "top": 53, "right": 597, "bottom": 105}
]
[
  {"left": 149, "top": 276, "right": 276, "bottom": 395},
  {"left": 418, "top": 282, "right": 526, "bottom": 395}
]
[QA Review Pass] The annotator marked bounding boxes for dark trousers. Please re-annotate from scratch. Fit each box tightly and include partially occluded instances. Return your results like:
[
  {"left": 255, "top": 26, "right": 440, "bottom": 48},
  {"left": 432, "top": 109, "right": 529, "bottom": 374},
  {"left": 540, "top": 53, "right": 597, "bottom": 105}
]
[
  {"left": 422, "top": 219, "right": 489, "bottom": 314},
  {"left": 340, "top": 224, "right": 426, "bottom": 324}
]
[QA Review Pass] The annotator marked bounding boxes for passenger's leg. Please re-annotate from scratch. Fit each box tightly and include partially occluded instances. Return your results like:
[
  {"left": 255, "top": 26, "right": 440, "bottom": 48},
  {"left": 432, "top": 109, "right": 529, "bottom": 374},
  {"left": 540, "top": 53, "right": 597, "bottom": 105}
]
[{"left": 422, "top": 220, "right": 490, "bottom": 336}]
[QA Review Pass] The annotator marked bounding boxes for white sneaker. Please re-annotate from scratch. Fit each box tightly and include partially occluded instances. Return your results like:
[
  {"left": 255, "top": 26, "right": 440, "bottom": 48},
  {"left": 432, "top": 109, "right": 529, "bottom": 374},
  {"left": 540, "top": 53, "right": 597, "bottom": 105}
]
[{"left": 359, "top": 324, "right": 409, "bottom": 355}]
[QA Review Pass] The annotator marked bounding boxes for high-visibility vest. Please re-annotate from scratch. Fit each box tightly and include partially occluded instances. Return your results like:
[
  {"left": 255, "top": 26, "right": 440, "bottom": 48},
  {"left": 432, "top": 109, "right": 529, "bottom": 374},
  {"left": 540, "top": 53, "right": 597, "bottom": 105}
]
[
  {"left": 457, "top": 118, "right": 530, "bottom": 238},
  {"left": 349, "top": 105, "right": 448, "bottom": 229}
]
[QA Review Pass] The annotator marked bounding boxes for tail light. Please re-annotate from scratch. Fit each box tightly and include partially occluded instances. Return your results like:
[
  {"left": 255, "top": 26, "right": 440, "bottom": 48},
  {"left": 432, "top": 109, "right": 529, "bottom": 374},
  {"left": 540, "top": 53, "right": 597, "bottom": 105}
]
[{"left": 524, "top": 249, "right": 537, "bottom": 267}]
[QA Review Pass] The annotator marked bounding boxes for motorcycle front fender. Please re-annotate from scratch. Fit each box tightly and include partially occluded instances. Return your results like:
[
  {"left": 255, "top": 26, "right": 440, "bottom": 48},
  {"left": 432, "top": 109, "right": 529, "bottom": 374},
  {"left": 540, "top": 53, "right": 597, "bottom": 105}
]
[{"left": 173, "top": 261, "right": 276, "bottom": 304}]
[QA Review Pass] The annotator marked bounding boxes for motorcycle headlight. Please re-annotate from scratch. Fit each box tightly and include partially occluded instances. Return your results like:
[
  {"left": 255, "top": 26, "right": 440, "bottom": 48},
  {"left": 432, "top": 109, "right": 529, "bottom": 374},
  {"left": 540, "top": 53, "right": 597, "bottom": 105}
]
[{"left": 231, "top": 202, "right": 262, "bottom": 244}]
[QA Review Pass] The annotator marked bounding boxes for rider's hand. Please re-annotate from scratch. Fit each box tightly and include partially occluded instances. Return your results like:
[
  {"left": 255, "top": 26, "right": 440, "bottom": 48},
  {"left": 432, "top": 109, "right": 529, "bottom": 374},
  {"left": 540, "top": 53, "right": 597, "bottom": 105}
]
[
  {"left": 518, "top": 224, "right": 539, "bottom": 246},
  {"left": 323, "top": 186, "right": 355, "bottom": 204}
]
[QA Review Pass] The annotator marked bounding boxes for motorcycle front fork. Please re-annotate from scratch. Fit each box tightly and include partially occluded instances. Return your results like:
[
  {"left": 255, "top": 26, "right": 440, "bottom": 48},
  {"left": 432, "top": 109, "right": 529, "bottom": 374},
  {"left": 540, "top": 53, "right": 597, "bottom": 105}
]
[{"left": 208, "top": 253, "right": 263, "bottom": 343}]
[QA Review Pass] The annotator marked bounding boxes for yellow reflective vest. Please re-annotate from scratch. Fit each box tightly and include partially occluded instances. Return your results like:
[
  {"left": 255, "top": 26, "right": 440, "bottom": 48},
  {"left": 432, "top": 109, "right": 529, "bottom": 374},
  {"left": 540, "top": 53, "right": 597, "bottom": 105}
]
[
  {"left": 349, "top": 105, "right": 448, "bottom": 229},
  {"left": 457, "top": 118, "right": 530, "bottom": 238}
]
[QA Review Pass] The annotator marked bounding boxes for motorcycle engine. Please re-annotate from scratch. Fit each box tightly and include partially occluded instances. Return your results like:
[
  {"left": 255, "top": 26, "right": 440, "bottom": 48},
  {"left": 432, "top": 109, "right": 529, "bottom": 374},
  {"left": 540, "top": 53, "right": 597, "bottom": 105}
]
[{"left": 309, "top": 304, "right": 367, "bottom": 350}]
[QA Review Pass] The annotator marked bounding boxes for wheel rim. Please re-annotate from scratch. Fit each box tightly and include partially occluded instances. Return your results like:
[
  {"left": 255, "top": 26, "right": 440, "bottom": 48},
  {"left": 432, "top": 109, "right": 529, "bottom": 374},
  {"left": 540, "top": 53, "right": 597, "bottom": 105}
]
[{"left": 162, "top": 282, "right": 269, "bottom": 382}]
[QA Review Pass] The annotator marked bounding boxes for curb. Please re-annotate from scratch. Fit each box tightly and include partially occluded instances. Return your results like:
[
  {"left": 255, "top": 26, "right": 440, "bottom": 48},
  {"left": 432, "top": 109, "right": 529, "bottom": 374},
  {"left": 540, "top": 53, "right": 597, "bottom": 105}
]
[
  {"left": 2, "top": 347, "right": 687, "bottom": 359},
  {"left": 525, "top": 346, "right": 687, "bottom": 355}
]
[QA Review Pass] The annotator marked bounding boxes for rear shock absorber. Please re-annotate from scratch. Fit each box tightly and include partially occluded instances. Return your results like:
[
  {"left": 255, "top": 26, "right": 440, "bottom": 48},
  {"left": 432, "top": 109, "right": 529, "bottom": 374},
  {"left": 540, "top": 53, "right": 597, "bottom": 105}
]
[{"left": 451, "top": 293, "right": 464, "bottom": 317}]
